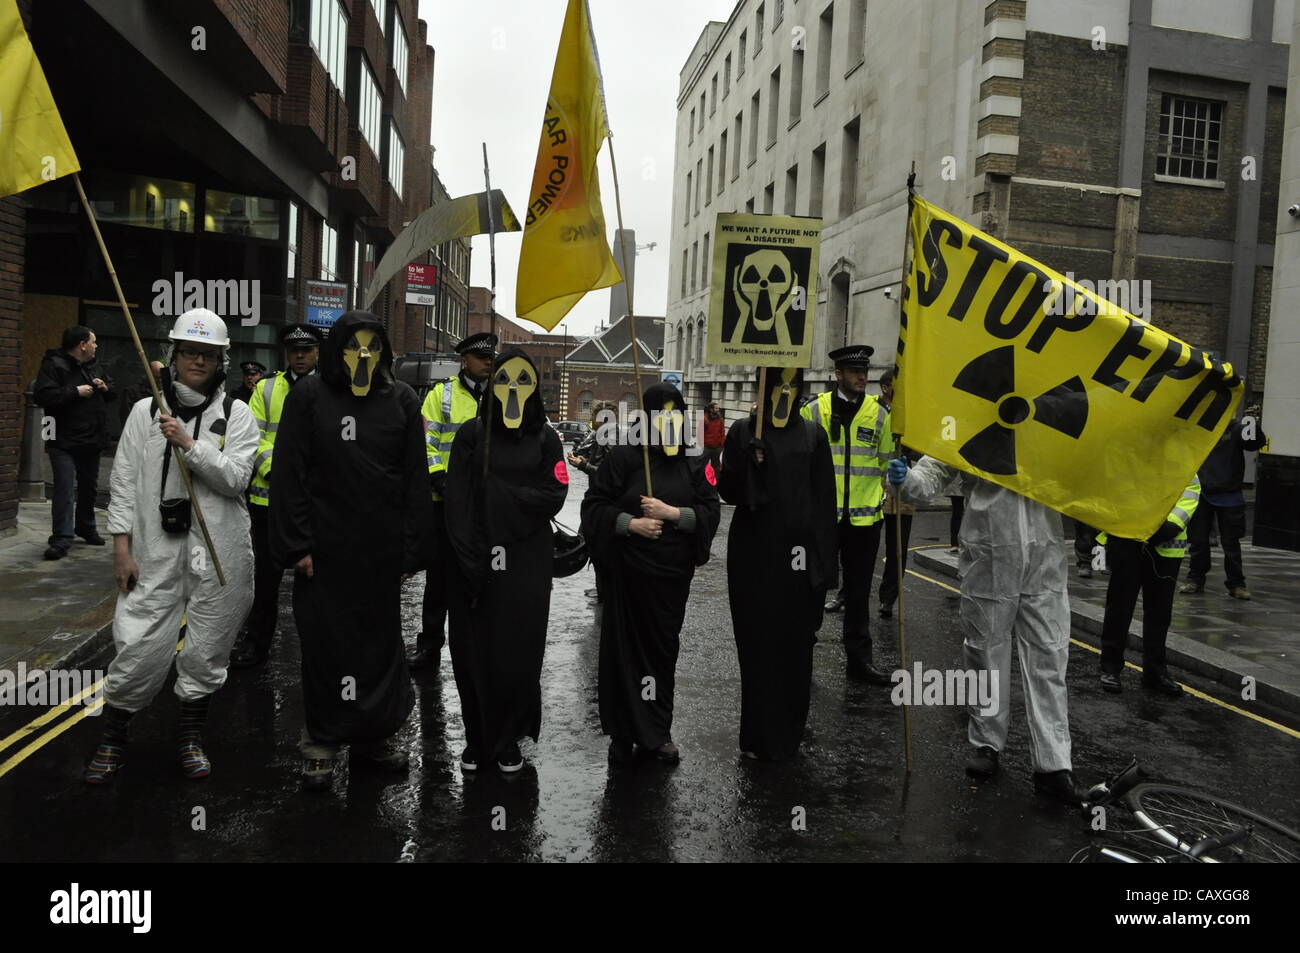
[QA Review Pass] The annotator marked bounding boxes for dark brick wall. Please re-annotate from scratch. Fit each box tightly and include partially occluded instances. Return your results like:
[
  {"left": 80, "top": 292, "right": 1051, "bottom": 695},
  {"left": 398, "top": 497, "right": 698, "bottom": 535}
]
[
  {"left": 1140, "top": 254, "right": 1233, "bottom": 355},
  {"left": 1148, "top": 299, "right": 1223, "bottom": 357},
  {"left": 1140, "top": 71, "right": 1248, "bottom": 239},
  {"left": 984, "top": 0, "right": 1025, "bottom": 24},
  {"left": 1013, "top": 242, "right": 1112, "bottom": 287},
  {"left": 213, "top": 0, "right": 289, "bottom": 92},
  {"left": 1011, "top": 181, "right": 1118, "bottom": 229},
  {"left": 1018, "top": 32, "right": 1125, "bottom": 187},
  {"left": 1259, "top": 88, "right": 1285, "bottom": 246}
]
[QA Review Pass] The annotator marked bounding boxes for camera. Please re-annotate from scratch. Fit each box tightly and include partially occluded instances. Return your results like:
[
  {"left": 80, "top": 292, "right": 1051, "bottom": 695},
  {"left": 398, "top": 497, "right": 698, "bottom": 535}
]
[{"left": 1288, "top": 203, "right": 1300, "bottom": 217}]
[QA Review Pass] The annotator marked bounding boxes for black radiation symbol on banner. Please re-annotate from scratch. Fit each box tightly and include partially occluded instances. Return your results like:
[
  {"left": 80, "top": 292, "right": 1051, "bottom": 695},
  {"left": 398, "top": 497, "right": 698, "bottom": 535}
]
[{"left": 953, "top": 346, "right": 1089, "bottom": 475}]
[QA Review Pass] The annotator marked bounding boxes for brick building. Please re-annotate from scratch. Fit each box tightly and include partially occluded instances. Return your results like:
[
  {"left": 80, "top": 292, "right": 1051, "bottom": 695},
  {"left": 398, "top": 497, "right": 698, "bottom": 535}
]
[
  {"left": 669, "top": 0, "right": 1288, "bottom": 423},
  {"left": 467, "top": 286, "right": 573, "bottom": 415},
  {"left": 0, "top": 0, "right": 460, "bottom": 532},
  {"left": 561, "top": 315, "right": 665, "bottom": 422}
]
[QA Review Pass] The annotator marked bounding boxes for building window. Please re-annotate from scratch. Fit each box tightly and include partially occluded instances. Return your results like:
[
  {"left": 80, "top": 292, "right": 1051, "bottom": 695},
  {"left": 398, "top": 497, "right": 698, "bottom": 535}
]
[
  {"left": 702, "top": 233, "right": 710, "bottom": 286},
  {"left": 357, "top": 57, "right": 383, "bottom": 157},
  {"left": 848, "top": 0, "right": 867, "bottom": 68},
  {"left": 810, "top": 143, "right": 825, "bottom": 218},
  {"left": 816, "top": 3, "right": 834, "bottom": 99},
  {"left": 756, "top": 3, "right": 764, "bottom": 53},
  {"left": 696, "top": 317, "right": 705, "bottom": 366},
  {"left": 718, "top": 130, "right": 728, "bottom": 192},
  {"left": 691, "top": 240, "right": 699, "bottom": 292},
  {"left": 790, "top": 46, "right": 804, "bottom": 124},
  {"left": 699, "top": 93, "right": 705, "bottom": 130},
  {"left": 841, "top": 117, "right": 860, "bottom": 216},
  {"left": 371, "top": 0, "right": 387, "bottom": 34},
  {"left": 724, "top": 53, "right": 732, "bottom": 98},
  {"left": 578, "top": 390, "right": 595, "bottom": 414},
  {"left": 710, "top": 73, "right": 718, "bottom": 114},
  {"left": 767, "top": 67, "right": 780, "bottom": 146},
  {"left": 685, "top": 170, "right": 693, "bottom": 222},
  {"left": 785, "top": 163, "right": 798, "bottom": 215},
  {"left": 689, "top": 108, "right": 695, "bottom": 144},
  {"left": 745, "top": 196, "right": 755, "bottom": 213},
  {"left": 352, "top": 238, "right": 360, "bottom": 307},
  {"left": 388, "top": 123, "right": 405, "bottom": 197},
  {"left": 739, "top": 31, "right": 747, "bottom": 76},
  {"left": 774, "top": 0, "right": 784, "bottom": 29},
  {"left": 682, "top": 249, "right": 689, "bottom": 297},
  {"left": 204, "top": 190, "right": 282, "bottom": 239},
  {"left": 748, "top": 91, "right": 760, "bottom": 164},
  {"left": 695, "top": 158, "right": 703, "bottom": 214},
  {"left": 310, "top": 0, "right": 347, "bottom": 91},
  {"left": 321, "top": 222, "right": 339, "bottom": 280},
  {"left": 705, "top": 146, "right": 714, "bottom": 207},
  {"left": 733, "top": 112, "right": 743, "bottom": 179},
  {"left": 392, "top": 10, "right": 409, "bottom": 93},
  {"left": 1157, "top": 94, "right": 1224, "bottom": 182},
  {"left": 764, "top": 181, "right": 775, "bottom": 214},
  {"left": 287, "top": 202, "right": 299, "bottom": 282}
]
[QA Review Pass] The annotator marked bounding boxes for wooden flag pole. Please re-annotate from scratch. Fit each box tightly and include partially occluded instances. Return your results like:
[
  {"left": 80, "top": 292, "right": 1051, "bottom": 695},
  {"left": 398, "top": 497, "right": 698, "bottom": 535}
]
[
  {"left": 605, "top": 133, "right": 653, "bottom": 496},
  {"left": 481, "top": 142, "right": 499, "bottom": 476},
  {"left": 894, "top": 164, "right": 917, "bottom": 773},
  {"left": 72, "top": 173, "right": 226, "bottom": 586}
]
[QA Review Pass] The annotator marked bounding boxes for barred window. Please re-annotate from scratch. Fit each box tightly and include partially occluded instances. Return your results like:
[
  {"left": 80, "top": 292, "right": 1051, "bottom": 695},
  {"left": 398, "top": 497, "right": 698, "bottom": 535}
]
[{"left": 1156, "top": 94, "right": 1223, "bottom": 182}]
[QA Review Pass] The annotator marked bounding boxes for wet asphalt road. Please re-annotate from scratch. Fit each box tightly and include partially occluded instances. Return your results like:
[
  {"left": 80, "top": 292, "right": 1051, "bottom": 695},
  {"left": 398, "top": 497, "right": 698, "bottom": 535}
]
[{"left": 1, "top": 468, "right": 1297, "bottom": 862}]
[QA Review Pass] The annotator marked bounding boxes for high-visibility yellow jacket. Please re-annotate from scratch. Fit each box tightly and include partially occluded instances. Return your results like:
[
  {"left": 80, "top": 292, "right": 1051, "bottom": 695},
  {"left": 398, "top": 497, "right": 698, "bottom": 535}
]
[
  {"left": 421, "top": 376, "right": 481, "bottom": 501},
  {"left": 247, "top": 372, "right": 292, "bottom": 507},
  {"left": 801, "top": 390, "right": 894, "bottom": 526},
  {"left": 1098, "top": 475, "right": 1201, "bottom": 558}
]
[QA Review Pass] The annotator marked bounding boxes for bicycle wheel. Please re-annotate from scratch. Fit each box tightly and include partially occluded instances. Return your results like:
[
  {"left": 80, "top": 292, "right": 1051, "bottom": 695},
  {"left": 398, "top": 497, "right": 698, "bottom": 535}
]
[{"left": 1125, "top": 783, "right": 1300, "bottom": 863}]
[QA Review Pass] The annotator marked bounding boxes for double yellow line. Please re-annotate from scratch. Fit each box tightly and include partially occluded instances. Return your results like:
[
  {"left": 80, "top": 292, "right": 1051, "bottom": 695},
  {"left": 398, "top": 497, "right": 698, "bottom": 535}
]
[{"left": 0, "top": 676, "right": 106, "bottom": 779}]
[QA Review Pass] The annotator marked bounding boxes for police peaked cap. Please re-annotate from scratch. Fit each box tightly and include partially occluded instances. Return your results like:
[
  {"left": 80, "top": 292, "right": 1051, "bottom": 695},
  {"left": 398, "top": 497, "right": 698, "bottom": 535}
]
[
  {"left": 281, "top": 323, "right": 324, "bottom": 348},
  {"left": 456, "top": 332, "right": 498, "bottom": 356},
  {"left": 828, "top": 344, "right": 874, "bottom": 368},
  {"left": 240, "top": 360, "right": 267, "bottom": 374}
]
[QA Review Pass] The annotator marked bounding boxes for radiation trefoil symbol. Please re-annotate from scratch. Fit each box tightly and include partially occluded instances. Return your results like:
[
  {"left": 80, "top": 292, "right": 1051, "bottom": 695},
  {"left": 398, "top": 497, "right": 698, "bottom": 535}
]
[{"left": 953, "top": 346, "right": 1088, "bottom": 475}]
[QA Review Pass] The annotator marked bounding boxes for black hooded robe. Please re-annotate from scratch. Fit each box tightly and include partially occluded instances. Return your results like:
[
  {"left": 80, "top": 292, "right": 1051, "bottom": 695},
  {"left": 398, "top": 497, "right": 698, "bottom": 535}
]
[
  {"left": 443, "top": 349, "right": 568, "bottom": 763},
  {"left": 269, "top": 312, "right": 426, "bottom": 744},
  {"left": 717, "top": 370, "right": 838, "bottom": 760},
  {"left": 581, "top": 383, "right": 721, "bottom": 750}
]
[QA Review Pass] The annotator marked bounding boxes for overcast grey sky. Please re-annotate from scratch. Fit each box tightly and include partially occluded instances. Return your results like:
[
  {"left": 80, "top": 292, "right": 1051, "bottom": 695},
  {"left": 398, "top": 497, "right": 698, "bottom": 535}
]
[{"left": 419, "top": 0, "right": 738, "bottom": 338}]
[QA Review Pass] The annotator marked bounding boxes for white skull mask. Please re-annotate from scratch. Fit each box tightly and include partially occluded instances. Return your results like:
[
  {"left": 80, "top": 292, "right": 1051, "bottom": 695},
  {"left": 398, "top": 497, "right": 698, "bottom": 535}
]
[{"left": 734, "top": 249, "right": 795, "bottom": 336}]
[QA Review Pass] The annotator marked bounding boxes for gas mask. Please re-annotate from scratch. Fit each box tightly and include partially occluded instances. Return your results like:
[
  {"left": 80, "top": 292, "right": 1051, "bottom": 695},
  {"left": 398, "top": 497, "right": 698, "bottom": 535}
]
[
  {"left": 342, "top": 329, "right": 382, "bottom": 397},
  {"left": 768, "top": 366, "right": 800, "bottom": 427},
  {"left": 733, "top": 249, "right": 795, "bottom": 345},
  {"left": 493, "top": 356, "right": 536, "bottom": 429},
  {"left": 654, "top": 400, "right": 685, "bottom": 457}
]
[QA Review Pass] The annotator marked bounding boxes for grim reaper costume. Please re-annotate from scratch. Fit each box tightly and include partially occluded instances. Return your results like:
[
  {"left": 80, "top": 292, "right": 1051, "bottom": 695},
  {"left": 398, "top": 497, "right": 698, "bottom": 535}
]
[
  {"left": 581, "top": 383, "right": 721, "bottom": 764},
  {"left": 717, "top": 367, "right": 837, "bottom": 760},
  {"left": 269, "top": 311, "right": 428, "bottom": 785},
  {"left": 443, "top": 347, "right": 568, "bottom": 772}
]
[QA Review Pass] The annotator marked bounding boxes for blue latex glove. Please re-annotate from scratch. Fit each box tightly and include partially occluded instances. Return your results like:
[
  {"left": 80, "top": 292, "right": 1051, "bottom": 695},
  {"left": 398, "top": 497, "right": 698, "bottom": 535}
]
[{"left": 887, "top": 458, "right": 909, "bottom": 486}]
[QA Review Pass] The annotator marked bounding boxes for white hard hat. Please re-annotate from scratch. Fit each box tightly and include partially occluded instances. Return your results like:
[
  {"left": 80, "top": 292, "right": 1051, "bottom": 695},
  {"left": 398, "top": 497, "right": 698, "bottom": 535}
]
[{"left": 168, "top": 308, "right": 230, "bottom": 347}]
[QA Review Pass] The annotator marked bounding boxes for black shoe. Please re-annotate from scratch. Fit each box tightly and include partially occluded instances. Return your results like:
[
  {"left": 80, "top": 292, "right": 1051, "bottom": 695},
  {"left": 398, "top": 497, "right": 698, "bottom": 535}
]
[
  {"left": 229, "top": 636, "right": 268, "bottom": 669},
  {"left": 607, "top": 738, "right": 635, "bottom": 767},
  {"left": 825, "top": 594, "right": 845, "bottom": 613},
  {"left": 407, "top": 642, "right": 440, "bottom": 671},
  {"left": 301, "top": 757, "right": 335, "bottom": 792},
  {"left": 460, "top": 748, "right": 480, "bottom": 772},
  {"left": 966, "top": 745, "right": 999, "bottom": 779},
  {"left": 497, "top": 744, "right": 524, "bottom": 773},
  {"left": 649, "top": 742, "right": 680, "bottom": 765},
  {"left": 1034, "top": 769, "right": 1083, "bottom": 804},
  {"left": 1142, "top": 673, "right": 1183, "bottom": 697},
  {"left": 77, "top": 531, "right": 106, "bottom": 546},
  {"left": 847, "top": 660, "right": 893, "bottom": 685},
  {"left": 878, "top": 603, "right": 893, "bottom": 619},
  {"left": 1099, "top": 671, "right": 1122, "bottom": 694},
  {"left": 351, "top": 742, "right": 410, "bottom": 772},
  {"left": 43, "top": 545, "right": 68, "bottom": 561}
]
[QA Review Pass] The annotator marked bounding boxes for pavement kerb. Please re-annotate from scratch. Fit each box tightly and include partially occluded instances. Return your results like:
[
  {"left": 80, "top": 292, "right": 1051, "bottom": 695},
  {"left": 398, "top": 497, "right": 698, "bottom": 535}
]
[{"left": 910, "top": 548, "right": 1300, "bottom": 718}]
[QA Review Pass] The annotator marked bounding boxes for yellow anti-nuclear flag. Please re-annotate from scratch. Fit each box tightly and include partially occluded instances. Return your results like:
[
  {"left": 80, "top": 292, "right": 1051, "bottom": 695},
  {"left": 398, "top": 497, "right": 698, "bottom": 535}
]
[
  {"left": 515, "top": 0, "right": 621, "bottom": 331},
  {"left": 0, "top": 0, "right": 79, "bottom": 197},
  {"left": 895, "top": 196, "right": 1242, "bottom": 540}
]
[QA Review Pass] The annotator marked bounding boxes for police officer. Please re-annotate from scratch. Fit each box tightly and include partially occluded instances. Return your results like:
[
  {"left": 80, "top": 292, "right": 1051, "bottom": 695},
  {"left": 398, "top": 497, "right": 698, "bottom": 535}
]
[
  {"left": 229, "top": 361, "right": 267, "bottom": 404},
  {"left": 230, "top": 323, "right": 322, "bottom": 668},
  {"left": 409, "top": 332, "right": 497, "bottom": 670},
  {"left": 801, "top": 345, "right": 894, "bottom": 684}
]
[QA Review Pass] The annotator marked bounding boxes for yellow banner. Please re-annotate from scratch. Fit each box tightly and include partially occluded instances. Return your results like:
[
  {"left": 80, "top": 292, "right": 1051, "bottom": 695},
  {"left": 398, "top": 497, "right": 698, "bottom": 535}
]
[
  {"left": 895, "top": 196, "right": 1242, "bottom": 539},
  {"left": 705, "top": 212, "right": 822, "bottom": 367},
  {"left": 0, "top": 1, "right": 79, "bottom": 197},
  {"left": 515, "top": 0, "right": 621, "bottom": 331}
]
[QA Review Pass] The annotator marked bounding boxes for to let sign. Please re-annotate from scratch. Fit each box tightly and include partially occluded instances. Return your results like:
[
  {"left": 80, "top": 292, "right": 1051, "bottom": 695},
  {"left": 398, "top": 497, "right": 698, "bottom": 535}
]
[
  {"left": 306, "top": 280, "right": 348, "bottom": 329},
  {"left": 406, "top": 263, "right": 438, "bottom": 305}
]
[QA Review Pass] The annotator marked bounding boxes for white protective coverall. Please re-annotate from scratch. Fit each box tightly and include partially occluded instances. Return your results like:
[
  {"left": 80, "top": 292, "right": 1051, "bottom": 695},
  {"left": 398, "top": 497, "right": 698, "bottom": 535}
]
[
  {"left": 899, "top": 457, "right": 1072, "bottom": 772},
  {"left": 105, "top": 388, "right": 258, "bottom": 711}
]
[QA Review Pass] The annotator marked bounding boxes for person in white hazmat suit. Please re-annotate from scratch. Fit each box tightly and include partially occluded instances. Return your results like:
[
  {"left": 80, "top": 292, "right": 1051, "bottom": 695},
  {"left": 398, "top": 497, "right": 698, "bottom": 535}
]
[
  {"left": 83, "top": 309, "right": 259, "bottom": 784},
  {"left": 887, "top": 456, "right": 1082, "bottom": 803}
]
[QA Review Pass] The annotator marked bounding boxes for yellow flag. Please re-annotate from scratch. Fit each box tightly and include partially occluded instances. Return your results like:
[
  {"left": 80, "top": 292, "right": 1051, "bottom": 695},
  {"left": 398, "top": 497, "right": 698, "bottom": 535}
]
[
  {"left": 895, "top": 196, "right": 1242, "bottom": 539},
  {"left": 0, "top": 1, "right": 79, "bottom": 197},
  {"left": 515, "top": 0, "right": 621, "bottom": 331}
]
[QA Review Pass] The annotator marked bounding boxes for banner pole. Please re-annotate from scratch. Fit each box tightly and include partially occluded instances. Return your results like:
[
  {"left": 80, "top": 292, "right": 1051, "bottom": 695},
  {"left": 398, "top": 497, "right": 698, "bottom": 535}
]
[
  {"left": 481, "top": 142, "right": 498, "bottom": 477},
  {"left": 895, "top": 164, "right": 916, "bottom": 774},
  {"left": 72, "top": 173, "right": 226, "bottom": 586},
  {"left": 606, "top": 133, "right": 653, "bottom": 496}
]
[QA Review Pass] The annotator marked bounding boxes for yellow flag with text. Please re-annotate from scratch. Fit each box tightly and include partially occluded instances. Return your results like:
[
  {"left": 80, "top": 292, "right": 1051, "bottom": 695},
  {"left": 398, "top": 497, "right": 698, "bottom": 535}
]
[
  {"left": 515, "top": 0, "right": 622, "bottom": 331},
  {"left": 894, "top": 196, "right": 1242, "bottom": 539},
  {"left": 0, "top": 0, "right": 79, "bottom": 197}
]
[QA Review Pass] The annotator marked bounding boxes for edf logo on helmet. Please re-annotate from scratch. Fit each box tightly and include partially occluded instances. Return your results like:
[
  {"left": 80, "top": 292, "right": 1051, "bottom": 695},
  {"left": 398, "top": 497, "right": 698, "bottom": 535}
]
[{"left": 894, "top": 197, "right": 1243, "bottom": 541}]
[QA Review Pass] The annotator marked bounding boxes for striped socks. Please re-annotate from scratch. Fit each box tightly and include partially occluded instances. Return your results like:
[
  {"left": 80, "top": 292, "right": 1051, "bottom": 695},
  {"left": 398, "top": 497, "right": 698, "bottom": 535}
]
[
  {"left": 83, "top": 706, "right": 133, "bottom": 785},
  {"left": 177, "top": 697, "right": 211, "bottom": 780}
]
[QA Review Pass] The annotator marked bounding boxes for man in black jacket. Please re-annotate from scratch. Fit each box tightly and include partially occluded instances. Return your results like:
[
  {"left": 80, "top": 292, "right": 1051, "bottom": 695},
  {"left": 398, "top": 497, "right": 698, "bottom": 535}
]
[
  {"left": 34, "top": 326, "right": 115, "bottom": 560},
  {"left": 1181, "top": 406, "right": 1266, "bottom": 600}
]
